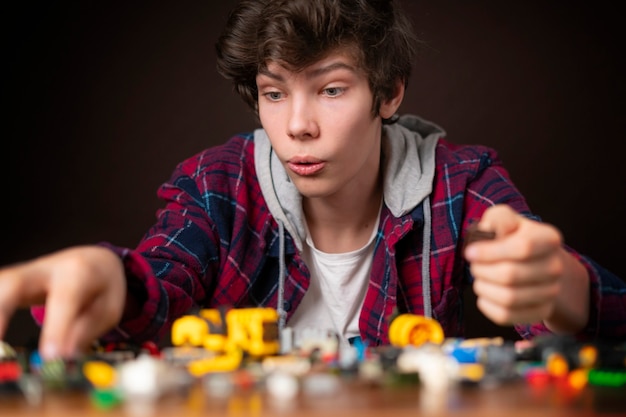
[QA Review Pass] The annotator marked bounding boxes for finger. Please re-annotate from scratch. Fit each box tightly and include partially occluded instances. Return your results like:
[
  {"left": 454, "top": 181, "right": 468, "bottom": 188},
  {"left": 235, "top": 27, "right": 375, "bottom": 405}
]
[
  {"left": 37, "top": 247, "right": 127, "bottom": 358},
  {"left": 37, "top": 256, "right": 99, "bottom": 359},
  {"left": 39, "top": 283, "right": 84, "bottom": 359},
  {"left": 475, "top": 295, "right": 554, "bottom": 326},
  {"left": 65, "top": 294, "right": 124, "bottom": 355},
  {"left": 472, "top": 277, "right": 560, "bottom": 310},
  {"left": 469, "top": 254, "right": 564, "bottom": 286}
]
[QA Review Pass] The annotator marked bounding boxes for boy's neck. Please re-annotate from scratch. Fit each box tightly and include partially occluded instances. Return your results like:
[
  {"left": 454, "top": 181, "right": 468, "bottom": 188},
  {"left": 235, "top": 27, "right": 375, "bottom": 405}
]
[{"left": 303, "top": 179, "right": 383, "bottom": 254}]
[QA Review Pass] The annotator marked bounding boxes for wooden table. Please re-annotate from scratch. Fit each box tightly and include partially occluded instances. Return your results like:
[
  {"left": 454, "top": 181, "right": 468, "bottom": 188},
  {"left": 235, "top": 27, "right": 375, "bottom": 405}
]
[{"left": 2, "top": 376, "right": 625, "bottom": 417}]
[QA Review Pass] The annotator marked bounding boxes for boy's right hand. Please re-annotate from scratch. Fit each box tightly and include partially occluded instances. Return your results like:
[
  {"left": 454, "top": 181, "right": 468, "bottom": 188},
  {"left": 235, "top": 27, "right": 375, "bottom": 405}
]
[{"left": 0, "top": 246, "right": 126, "bottom": 359}]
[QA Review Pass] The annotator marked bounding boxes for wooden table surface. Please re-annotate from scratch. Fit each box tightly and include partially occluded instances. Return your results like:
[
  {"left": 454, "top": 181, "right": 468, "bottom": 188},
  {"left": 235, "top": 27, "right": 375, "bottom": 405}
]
[{"left": 2, "top": 377, "right": 625, "bottom": 417}]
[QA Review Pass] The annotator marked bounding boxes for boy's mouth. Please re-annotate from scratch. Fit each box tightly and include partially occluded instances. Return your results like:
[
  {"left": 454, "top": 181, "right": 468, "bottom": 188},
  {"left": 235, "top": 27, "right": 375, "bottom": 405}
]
[{"left": 287, "top": 158, "right": 325, "bottom": 176}]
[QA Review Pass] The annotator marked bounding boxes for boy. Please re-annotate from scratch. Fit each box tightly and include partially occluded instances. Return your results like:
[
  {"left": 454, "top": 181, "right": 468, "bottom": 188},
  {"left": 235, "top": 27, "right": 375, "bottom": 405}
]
[{"left": 0, "top": 0, "right": 624, "bottom": 359}]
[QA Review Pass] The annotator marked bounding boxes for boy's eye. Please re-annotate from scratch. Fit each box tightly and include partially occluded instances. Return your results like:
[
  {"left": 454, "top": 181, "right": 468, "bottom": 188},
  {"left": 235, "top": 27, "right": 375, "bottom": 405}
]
[
  {"left": 323, "top": 87, "right": 345, "bottom": 97},
  {"left": 263, "top": 91, "right": 283, "bottom": 101}
]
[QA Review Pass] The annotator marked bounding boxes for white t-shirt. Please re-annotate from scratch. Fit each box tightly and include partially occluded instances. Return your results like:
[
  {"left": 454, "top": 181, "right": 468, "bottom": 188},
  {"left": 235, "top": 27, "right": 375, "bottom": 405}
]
[{"left": 288, "top": 211, "right": 380, "bottom": 347}]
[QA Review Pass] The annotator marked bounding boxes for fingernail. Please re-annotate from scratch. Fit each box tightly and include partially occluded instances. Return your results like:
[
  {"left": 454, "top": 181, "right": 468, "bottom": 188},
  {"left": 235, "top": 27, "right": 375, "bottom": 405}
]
[{"left": 41, "top": 342, "right": 59, "bottom": 361}]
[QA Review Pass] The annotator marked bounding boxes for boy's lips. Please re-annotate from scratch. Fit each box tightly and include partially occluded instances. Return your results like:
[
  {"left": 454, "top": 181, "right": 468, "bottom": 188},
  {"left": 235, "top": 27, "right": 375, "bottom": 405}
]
[{"left": 287, "top": 157, "right": 325, "bottom": 176}]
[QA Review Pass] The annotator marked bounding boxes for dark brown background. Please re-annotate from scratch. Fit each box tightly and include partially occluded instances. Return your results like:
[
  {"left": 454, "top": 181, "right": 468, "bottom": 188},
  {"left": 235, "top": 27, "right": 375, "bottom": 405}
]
[{"left": 2, "top": 1, "right": 625, "bottom": 346}]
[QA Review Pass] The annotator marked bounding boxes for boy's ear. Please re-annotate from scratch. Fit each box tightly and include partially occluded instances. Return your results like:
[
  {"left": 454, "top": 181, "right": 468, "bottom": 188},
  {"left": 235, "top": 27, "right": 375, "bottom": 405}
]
[{"left": 379, "top": 79, "right": 405, "bottom": 119}]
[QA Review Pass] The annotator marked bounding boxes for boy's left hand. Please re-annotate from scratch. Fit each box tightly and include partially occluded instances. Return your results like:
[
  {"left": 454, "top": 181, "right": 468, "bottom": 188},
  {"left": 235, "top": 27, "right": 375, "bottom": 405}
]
[{"left": 464, "top": 204, "right": 589, "bottom": 333}]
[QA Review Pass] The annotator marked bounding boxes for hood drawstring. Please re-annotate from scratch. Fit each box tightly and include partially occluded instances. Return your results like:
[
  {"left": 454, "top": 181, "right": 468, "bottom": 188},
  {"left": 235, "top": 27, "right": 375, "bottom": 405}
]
[
  {"left": 421, "top": 196, "right": 433, "bottom": 319},
  {"left": 277, "top": 220, "right": 287, "bottom": 331}
]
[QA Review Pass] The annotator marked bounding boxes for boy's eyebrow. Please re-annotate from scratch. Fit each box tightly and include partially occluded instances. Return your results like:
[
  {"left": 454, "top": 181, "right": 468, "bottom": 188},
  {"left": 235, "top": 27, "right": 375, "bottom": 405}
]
[
  {"left": 257, "top": 61, "right": 357, "bottom": 82},
  {"left": 308, "top": 61, "right": 357, "bottom": 78},
  {"left": 257, "top": 67, "right": 285, "bottom": 82}
]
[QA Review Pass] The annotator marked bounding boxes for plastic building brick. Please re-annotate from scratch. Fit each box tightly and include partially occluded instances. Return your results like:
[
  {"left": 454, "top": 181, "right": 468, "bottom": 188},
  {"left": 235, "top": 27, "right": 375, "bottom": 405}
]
[
  {"left": 388, "top": 314, "right": 444, "bottom": 347},
  {"left": 188, "top": 348, "right": 244, "bottom": 376},
  {"left": 173, "top": 307, "right": 280, "bottom": 355},
  {"left": 396, "top": 344, "right": 458, "bottom": 390},
  {"left": 0, "top": 341, "right": 22, "bottom": 391},
  {"left": 266, "top": 372, "right": 299, "bottom": 400},
  {"left": 0, "top": 358, "right": 21, "bottom": 383},
  {"left": 262, "top": 355, "right": 312, "bottom": 376},
  {"left": 171, "top": 307, "right": 281, "bottom": 376},
  {"left": 588, "top": 369, "right": 626, "bottom": 387},
  {"left": 83, "top": 361, "right": 117, "bottom": 389},
  {"left": 292, "top": 327, "right": 340, "bottom": 363}
]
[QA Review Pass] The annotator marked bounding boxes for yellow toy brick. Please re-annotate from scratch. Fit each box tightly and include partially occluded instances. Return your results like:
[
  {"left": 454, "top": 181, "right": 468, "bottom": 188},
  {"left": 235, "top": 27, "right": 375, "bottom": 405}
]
[
  {"left": 170, "top": 307, "right": 281, "bottom": 375},
  {"left": 389, "top": 314, "right": 445, "bottom": 347}
]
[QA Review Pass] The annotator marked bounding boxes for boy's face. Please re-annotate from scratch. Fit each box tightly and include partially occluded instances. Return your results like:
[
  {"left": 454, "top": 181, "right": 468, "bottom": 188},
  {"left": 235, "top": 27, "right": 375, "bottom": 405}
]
[{"left": 256, "top": 50, "right": 399, "bottom": 202}]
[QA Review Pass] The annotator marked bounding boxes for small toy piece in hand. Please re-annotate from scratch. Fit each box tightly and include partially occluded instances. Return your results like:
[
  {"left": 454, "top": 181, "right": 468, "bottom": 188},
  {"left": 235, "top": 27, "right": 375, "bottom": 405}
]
[{"left": 464, "top": 223, "right": 496, "bottom": 250}]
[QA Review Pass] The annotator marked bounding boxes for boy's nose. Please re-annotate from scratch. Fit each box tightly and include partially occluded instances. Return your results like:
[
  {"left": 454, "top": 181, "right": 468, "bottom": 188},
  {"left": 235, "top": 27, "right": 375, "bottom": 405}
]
[{"left": 287, "top": 98, "right": 319, "bottom": 140}]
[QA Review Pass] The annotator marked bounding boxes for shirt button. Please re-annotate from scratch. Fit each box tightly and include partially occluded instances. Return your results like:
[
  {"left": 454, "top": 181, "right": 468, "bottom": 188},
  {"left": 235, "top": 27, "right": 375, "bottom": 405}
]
[{"left": 283, "top": 301, "right": 292, "bottom": 312}]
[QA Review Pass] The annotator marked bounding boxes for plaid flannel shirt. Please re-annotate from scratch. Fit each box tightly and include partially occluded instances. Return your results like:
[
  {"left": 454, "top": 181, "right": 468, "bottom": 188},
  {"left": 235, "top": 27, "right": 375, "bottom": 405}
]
[{"left": 33, "top": 132, "right": 626, "bottom": 345}]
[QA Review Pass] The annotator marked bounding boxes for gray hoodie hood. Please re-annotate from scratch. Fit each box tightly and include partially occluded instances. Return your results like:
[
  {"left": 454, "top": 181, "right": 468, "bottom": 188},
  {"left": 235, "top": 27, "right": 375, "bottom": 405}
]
[{"left": 254, "top": 114, "right": 444, "bottom": 251}]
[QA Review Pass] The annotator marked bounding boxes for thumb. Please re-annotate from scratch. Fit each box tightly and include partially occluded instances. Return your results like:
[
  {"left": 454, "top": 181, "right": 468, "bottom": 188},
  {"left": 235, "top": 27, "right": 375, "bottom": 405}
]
[
  {"left": 464, "top": 204, "right": 523, "bottom": 262},
  {"left": 477, "top": 204, "right": 522, "bottom": 238}
]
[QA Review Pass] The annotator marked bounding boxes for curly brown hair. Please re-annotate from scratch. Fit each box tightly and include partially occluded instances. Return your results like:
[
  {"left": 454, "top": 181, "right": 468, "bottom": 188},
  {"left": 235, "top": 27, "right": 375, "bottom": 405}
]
[{"left": 215, "top": 0, "right": 418, "bottom": 119}]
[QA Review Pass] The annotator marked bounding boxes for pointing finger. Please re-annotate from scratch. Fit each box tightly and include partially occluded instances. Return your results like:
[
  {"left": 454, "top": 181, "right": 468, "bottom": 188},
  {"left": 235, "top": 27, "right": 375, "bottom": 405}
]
[{"left": 39, "top": 280, "right": 84, "bottom": 359}]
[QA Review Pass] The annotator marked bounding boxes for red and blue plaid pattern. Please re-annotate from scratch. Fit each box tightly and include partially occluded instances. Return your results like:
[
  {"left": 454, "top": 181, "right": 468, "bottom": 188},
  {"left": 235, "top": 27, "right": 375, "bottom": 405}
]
[{"left": 33, "top": 133, "right": 626, "bottom": 345}]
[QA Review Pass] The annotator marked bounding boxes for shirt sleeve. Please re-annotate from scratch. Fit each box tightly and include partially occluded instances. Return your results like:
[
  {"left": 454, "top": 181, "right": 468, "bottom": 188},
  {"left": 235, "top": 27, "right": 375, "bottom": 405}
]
[
  {"left": 514, "top": 253, "right": 626, "bottom": 341},
  {"left": 90, "top": 153, "right": 224, "bottom": 344},
  {"left": 103, "top": 155, "right": 224, "bottom": 343}
]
